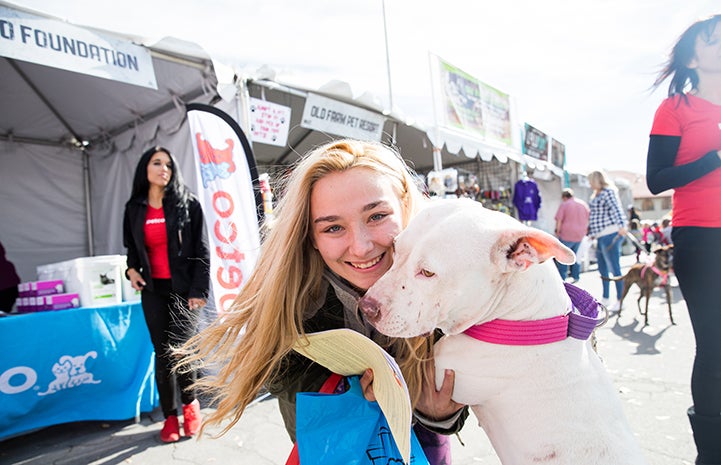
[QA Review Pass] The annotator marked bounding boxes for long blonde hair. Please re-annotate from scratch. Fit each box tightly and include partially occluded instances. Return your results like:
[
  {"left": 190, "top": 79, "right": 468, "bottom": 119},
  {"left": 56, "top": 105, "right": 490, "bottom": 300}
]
[
  {"left": 587, "top": 170, "right": 612, "bottom": 197},
  {"left": 179, "top": 139, "right": 432, "bottom": 436}
]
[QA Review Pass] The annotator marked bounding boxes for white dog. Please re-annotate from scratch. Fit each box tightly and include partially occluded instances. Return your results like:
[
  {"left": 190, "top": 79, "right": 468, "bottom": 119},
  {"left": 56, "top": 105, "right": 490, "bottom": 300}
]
[{"left": 359, "top": 198, "right": 647, "bottom": 465}]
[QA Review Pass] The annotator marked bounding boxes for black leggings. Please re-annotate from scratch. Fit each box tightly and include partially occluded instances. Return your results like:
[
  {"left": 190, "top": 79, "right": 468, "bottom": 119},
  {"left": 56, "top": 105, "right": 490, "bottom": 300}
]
[
  {"left": 141, "top": 279, "right": 198, "bottom": 418},
  {"left": 672, "top": 227, "right": 721, "bottom": 416}
]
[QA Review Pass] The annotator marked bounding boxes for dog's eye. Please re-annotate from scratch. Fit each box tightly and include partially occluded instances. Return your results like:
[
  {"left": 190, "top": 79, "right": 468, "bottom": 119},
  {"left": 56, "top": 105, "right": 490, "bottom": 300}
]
[{"left": 420, "top": 269, "right": 435, "bottom": 278}]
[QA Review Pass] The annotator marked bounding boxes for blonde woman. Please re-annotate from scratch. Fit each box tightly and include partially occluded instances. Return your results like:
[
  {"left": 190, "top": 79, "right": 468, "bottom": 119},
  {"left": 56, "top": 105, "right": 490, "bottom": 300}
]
[
  {"left": 587, "top": 170, "right": 627, "bottom": 311},
  {"left": 181, "top": 139, "right": 467, "bottom": 463}
]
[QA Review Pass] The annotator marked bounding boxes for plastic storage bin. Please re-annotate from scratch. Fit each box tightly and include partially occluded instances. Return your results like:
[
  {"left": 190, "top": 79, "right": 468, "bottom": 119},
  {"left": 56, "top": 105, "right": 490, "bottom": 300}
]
[{"left": 37, "top": 255, "right": 123, "bottom": 307}]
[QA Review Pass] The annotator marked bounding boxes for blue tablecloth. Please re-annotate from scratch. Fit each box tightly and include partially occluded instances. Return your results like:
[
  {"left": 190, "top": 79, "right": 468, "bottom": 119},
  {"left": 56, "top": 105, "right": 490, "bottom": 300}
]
[{"left": 0, "top": 302, "right": 157, "bottom": 440}]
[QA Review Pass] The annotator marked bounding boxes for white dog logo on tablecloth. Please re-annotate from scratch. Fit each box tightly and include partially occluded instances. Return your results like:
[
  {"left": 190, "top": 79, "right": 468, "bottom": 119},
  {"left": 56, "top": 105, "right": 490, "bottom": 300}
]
[{"left": 38, "top": 351, "right": 102, "bottom": 396}]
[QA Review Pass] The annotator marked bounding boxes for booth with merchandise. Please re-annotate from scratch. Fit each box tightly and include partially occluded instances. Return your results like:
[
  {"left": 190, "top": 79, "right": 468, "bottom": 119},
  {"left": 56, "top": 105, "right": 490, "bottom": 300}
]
[{"left": 0, "top": 254, "right": 158, "bottom": 440}]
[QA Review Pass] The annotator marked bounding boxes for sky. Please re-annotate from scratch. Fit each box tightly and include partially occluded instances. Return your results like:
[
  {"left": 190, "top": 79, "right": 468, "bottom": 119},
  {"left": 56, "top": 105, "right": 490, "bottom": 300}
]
[{"left": 7, "top": 0, "right": 720, "bottom": 174}]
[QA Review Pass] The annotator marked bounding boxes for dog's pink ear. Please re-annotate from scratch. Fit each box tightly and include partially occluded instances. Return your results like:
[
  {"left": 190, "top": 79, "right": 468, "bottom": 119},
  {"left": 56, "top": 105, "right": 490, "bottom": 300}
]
[{"left": 499, "top": 230, "right": 575, "bottom": 271}]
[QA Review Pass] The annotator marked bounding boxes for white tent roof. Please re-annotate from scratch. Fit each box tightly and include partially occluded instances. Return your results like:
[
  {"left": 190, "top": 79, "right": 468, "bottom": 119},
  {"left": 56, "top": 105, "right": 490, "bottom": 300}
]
[
  {"left": 0, "top": 2, "right": 217, "bottom": 150},
  {"left": 0, "top": 1, "right": 220, "bottom": 280}
]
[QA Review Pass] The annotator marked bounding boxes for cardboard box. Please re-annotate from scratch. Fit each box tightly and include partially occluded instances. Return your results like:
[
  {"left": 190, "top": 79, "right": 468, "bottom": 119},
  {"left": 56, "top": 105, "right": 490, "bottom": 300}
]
[
  {"left": 18, "top": 280, "right": 64, "bottom": 299},
  {"left": 16, "top": 296, "right": 33, "bottom": 313},
  {"left": 42, "top": 293, "right": 81, "bottom": 311},
  {"left": 30, "top": 280, "right": 64, "bottom": 297},
  {"left": 17, "top": 282, "right": 29, "bottom": 297},
  {"left": 37, "top": 255, "right": 123, "bottom": 307}
]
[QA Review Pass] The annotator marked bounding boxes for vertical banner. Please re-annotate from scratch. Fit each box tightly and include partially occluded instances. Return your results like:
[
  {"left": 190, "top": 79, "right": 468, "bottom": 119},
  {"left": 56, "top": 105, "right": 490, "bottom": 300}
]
[
  {"left": 430, "top": 54, "right": 512, "bottom": 146},
  {"left": 186, "top": 104, "right": 262, "bottom": 315},
  {"left": 551, "top": 139, "right": 566, "bottom": 168}
]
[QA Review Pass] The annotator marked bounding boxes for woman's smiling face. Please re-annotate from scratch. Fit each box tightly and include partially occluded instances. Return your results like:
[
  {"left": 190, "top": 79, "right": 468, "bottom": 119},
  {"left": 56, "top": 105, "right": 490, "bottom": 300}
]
[{"left": 310, "top": 167, "right": 404, "bottom": 291}]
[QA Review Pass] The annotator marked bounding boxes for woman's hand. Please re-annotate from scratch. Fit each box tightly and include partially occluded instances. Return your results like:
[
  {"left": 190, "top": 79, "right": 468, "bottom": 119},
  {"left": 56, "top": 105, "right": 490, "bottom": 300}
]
[
  {"left": 188, "top": 298, "right": 206, "bottom": 311},
  {"left": 415, "top": 359, "right": 464, "bottom": 421},
  {"left": 359, "top": 368, "right": 376, "bottom": 402},
  {"left": 127, "top": 268, "right": 146, "bottom": 291}
]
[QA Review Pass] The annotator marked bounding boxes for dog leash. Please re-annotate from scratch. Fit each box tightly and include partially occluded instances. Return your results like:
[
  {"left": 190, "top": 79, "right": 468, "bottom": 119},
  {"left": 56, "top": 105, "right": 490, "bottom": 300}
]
[
  {"left": 624, "top": 231, "right": 644, "bottom": 250},
  {"left": 604, "top": 233, "right": 623, "bottom": 252}
]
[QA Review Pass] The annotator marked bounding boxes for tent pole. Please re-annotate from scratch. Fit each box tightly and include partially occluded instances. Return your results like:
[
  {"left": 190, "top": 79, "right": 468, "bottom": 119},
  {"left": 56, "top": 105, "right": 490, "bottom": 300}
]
[
  {"left": 235, "top": 78, "right": 253, "bottom": 143},
  {"left": 432, "top": 146, "right": 443, "bottom": 172},
  {"left": 381, "top": 0, "right": 394, "bottom": 112},
  {"left": 83, "top": 150, "right": 95, "bottom": 256}
]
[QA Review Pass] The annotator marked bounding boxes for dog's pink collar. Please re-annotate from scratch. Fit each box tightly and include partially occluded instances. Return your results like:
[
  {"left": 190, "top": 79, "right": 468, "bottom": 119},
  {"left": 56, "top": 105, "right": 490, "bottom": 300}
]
[
  {"left": 463, "top": 284, "right": 606, "bottom": 346},
  {"left": 641, "top": 265, "right": 668, "bottom": 286},
  {"left": 464, "top": 315, "right": 570, "bottom": 345}
]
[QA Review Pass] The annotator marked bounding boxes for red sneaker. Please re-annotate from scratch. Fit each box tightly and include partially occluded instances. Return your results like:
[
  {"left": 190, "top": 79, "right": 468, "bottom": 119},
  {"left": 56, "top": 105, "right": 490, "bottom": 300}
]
[
  {"left": 160, "top": 415, "right": 180, "bottom": 443},
  {"left": 182, "top": 399, "right": 201, "bottom": 437}
]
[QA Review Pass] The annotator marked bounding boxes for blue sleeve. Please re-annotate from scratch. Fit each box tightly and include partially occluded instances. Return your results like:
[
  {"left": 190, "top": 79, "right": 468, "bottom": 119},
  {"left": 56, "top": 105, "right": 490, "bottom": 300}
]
[{"left": 646, "top": 135, "right": 721, "bottom": 194}]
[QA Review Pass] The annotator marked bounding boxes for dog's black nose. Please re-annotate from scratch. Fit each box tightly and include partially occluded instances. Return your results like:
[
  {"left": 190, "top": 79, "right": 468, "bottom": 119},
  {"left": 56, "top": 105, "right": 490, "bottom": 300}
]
[{"left": 358, "top": 296, "right": 381, "bottom": 322}]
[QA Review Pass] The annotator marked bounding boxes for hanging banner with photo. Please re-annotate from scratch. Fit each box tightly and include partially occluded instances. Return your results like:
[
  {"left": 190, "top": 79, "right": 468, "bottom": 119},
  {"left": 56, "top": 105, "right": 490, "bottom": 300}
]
[
  {"left": 186, "top": 104, "right": 262, "bottom": 315},
  {"left": 551, "top": 138, "right": 566, "bottom": 168},
  {"left": 0, "top": 4, "right": 157, "bottom": 88},
  {"left": 249, "top": 97, "right": 291, "bottom": 147},
  {"left": 301, "top": 93, "right": 385, "bottom": 141},
  {"left": 523, "top": 123, "right": 549, "bottom": 161},
  {"left": 430, "top": 54, "right": 512, "bottom": 146}
]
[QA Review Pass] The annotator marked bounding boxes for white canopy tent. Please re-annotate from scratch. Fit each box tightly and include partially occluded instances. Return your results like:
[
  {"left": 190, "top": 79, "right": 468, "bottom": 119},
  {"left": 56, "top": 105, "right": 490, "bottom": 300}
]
[{"left": 0, "top": 2, "right": 221, "bottom": 280}]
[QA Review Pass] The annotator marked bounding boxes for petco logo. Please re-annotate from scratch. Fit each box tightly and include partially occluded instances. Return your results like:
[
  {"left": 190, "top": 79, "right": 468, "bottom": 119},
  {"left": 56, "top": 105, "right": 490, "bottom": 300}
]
[
  {"left": 0, "top": 366, "right": 37, "bottom": 394},
  {"left": 0, "top": 351, "right": 102, "bottom": 395},
  {"left": 195, "top": 133, "right": 237, "bottom": 188}
]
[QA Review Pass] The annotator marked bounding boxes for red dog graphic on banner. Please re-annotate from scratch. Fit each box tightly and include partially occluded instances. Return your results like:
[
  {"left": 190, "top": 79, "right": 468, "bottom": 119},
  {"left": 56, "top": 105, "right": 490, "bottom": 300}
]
[{"left": 196, "top": 134, "right": 237, "bottom": 188}]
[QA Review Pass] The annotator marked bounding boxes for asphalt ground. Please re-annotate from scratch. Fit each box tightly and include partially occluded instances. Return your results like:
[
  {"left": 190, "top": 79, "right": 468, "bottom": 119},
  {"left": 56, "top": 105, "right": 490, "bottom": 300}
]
[{"left": 0, "top": 253, "right": 696, "bottom": 464}]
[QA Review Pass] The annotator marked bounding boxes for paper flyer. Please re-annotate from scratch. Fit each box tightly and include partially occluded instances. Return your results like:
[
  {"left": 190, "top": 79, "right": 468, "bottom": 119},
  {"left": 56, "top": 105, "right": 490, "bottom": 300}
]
[{"left": 293, "top": 328, "right": 412, "bottom": 463}]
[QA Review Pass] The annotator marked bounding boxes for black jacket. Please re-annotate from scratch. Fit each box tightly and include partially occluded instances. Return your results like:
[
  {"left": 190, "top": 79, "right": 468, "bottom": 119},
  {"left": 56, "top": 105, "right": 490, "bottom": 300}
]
[
  {"left": 267, "top": 270, "right": 468, "bottom": 442},
  {"left": 123, "top": 195, "right": 210, "bottom": 299}
]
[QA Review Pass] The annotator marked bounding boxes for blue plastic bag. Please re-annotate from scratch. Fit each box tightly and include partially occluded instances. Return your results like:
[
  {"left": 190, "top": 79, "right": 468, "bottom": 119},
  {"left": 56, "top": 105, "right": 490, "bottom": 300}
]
[{"left": 295, "top": 376, "right": 429, "bottom": 465}]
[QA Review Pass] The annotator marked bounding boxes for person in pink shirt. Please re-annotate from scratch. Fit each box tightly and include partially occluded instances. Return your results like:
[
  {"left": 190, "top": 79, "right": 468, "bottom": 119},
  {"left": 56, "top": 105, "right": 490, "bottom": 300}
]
[{"left": 553, "top": 188, "right": 590, "bottom": 283}]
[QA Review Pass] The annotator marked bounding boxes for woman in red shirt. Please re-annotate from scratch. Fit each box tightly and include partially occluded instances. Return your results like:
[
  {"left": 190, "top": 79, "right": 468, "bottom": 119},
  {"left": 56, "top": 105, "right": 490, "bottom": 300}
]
[
  {"left": 123, "top": 147, "right": 210, "bottom": 443},
  {"left": 647, "top": 14, "right": 721, "bottom": 464}
]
